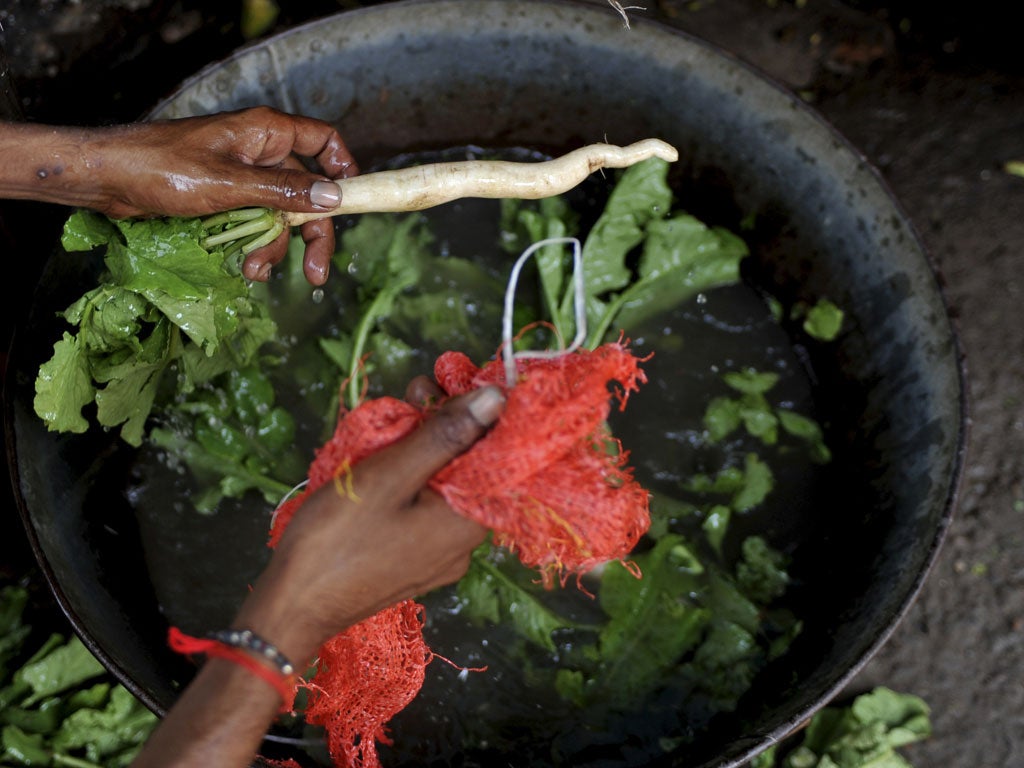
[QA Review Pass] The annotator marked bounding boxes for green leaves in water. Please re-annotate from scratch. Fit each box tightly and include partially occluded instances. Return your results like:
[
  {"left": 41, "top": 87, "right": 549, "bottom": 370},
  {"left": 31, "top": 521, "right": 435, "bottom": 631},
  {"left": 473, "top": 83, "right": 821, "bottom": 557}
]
[
  {"left": 553, "top": 533, "right": 800, "bottom": 715},
  {"left": 329, "top": 212, "right": 507, "bottom": 409},
  {"left": 457, "top": 531, "right": 800, "bottom": 722},
  {"left": 795, "top": 298, "right": 845, "bottom": 342},
  {"left": 457, "top": 547, "right": 572, "bottom": 654},
  {"left": 501, "top": 157, "right": 749, "bottom": 350},
  {"left": 148, "top": 366, "right": 301, "bottom": 514},
  {"left": 703, "top": 367, "right": 831, "bottom": 463}
]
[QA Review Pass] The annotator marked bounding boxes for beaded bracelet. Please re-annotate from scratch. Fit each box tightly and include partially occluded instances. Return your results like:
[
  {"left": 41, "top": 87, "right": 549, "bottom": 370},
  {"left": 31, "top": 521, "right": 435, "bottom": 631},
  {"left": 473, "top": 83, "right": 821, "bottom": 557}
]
[
  {"left": 206, "top": 629, "right": 296, "bottom": 676},
  {"left": 168, "top": 627, "right": 298, "bottom": 711}
]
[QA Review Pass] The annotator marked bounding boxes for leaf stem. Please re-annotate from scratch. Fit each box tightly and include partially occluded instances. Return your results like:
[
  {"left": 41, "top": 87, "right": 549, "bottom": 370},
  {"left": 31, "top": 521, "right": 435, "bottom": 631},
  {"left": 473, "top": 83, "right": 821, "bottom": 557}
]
[
  {"left": 202, "top": 210, "right": 277, "bottom": 248},
  {"left": 200, "top": 207, "right": 268, "bottom": 230}
]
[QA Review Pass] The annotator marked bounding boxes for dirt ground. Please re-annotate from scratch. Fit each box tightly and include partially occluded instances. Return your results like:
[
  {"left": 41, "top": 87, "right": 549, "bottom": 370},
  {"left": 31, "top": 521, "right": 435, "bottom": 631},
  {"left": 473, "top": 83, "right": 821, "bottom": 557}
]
[{"left": 2, "top": 1, "right": 1023, "bottom": 766}]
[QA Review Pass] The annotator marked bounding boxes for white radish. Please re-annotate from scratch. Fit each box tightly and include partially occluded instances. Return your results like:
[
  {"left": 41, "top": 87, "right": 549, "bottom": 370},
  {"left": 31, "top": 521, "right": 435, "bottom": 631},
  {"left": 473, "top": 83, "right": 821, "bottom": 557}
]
[
  {"left": 282, "top": 138, "right": 679, "bottom": 225},
  {"left": 202, "top": 139, "right": 678, "bottom": 254}
]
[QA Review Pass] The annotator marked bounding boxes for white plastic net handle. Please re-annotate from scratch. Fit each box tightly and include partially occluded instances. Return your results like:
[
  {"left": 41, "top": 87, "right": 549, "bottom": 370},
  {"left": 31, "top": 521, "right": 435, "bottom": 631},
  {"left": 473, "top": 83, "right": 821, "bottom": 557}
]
[{"left": 502, "top": 237, "right": 585, "bottom": 389}]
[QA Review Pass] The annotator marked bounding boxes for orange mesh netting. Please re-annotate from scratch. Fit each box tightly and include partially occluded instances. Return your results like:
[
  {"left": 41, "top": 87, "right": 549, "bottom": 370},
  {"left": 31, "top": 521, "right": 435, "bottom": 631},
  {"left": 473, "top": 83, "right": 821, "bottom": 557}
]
[
  {"left": 268, "top": 340, "right": 650, "bottom": 768},
  {"left": 302, "top": 601, "right": 431, "bottom": 768},
  {"left": 431, "top": 342, "right": 650, "bottom": 581}
]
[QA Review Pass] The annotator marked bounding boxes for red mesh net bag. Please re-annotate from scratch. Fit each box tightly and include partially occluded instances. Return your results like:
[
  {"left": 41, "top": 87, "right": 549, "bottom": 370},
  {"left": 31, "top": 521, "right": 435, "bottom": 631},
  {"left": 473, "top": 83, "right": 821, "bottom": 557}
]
[
  {"left": 431, "top": 341, "right": 650, "bottom": 583},
  {"left": 268, "top": 340, "right": 650, "bottom": 768},
  {"left": 301, "top": 601, "right": 431, "bottom": 768}
]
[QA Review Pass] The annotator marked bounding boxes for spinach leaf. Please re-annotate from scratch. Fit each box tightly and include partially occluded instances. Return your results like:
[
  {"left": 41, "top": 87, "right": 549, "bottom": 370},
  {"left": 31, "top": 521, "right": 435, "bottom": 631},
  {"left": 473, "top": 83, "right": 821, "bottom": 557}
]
[
  {"left": 16, "top": 637, "right": 105, "bottom": 708},
  {"left": 503, "top": 158, "right": 749, "bottom": 349},
  {"left": 51, "top": 686, "right": 155, "bottom": 764},
  {"left": 573, "top": 157, "right": 673, "bottom": 337},
  {"left": 703, "top": 367, "right": 831, "bottom": 463},
  {"left": 32, "top": 333, "right": 94, "bottom": 436},
  {"left": 686, "top": 453, "right": 775, "bottom": 513},
  {"left": 797, "top": 298, "right": 845, "bottom": 342}
]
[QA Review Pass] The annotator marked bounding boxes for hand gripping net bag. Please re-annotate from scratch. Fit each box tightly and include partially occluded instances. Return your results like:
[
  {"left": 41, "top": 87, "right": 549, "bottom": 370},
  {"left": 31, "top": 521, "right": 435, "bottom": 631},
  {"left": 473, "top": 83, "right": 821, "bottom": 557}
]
[{"left": 269, "top": 239, "right": 651, "bottom": 768}]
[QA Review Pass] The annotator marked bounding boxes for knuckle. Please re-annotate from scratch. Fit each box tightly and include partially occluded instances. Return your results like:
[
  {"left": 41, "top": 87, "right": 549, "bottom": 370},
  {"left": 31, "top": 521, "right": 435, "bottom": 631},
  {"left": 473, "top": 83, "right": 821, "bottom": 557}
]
[
  {"left": 248, "top": 105, "right": 281, "bottom": 123},
  {"left": 272, "top": 169, "right": 306, "bottom": 203},
  {"left": 430, "top": 408, "right": 479, "bottom": 455}
]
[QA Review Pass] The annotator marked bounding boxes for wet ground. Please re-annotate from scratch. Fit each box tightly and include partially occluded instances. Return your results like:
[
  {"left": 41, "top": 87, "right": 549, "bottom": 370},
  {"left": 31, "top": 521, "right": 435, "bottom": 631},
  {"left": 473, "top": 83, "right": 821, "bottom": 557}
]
[{"left": 2, "top": 1, "right": 1023, "bottom": 766}]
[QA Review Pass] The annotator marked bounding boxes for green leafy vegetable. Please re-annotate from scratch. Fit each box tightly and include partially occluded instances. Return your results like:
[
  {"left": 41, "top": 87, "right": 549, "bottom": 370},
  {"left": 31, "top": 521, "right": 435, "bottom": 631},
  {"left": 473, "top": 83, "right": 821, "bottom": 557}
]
[
  {"left": 736, "top": 535, "right": 790, "bottom": 604},
  {"left": 502, "top": 158, "right": 749, "bottom": 349},
  {"left": 16, "top": 637, "right": 105, "bottom": 708},
  {"left": 686, "top": 453, "right": 775, "bottom": 513},
  {"left": 778, "top": 409, "right": 832, "bottom": 463},
  {"left": 0, "top": 584, "right": 157, "bottom": 768},
  {"left": 551, "top": 532, "right": 798, "bottom": 714},
  {"left": 329, "top": 213, "right": 507, "bottom": 408},
  {"left": 34, "top": 210, "right": 277, "bottom": 446},
  {"left": 801, "top": 299, "right": 845, "bottom": 342},
  {"left": 703, "top": 367, "right": 831, "bottom": 463},
  {"left": 788, "top": 298, "right": 845, "bottom": 342},
  {"left": 457, "top": 547, "right": 575, "bottom": 653},
  {"left": 754, "top": 687, "right": 931, "bottom": 768},
  {"left": 555, "top": 535, "right": 710, "bottom": 709},
  {"left": 148, "top": 366, "right": 301, "bottom": 513}
]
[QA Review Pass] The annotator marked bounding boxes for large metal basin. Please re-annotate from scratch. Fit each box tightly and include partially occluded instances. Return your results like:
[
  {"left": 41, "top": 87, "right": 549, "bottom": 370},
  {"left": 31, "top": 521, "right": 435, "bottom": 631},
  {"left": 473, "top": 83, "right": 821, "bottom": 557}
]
[{"left": 6, "top": 1, "right": 965, "bottom": 766}]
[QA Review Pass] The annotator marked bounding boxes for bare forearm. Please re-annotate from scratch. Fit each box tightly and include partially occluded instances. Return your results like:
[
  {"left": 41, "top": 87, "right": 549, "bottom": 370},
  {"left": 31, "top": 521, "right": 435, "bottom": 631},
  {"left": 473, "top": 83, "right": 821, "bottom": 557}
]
[
  {"left": 131, "top": 659, "right": 283, "bottom": 768},
  {"left": 0, "top": 121, "right": 118, "bottom": 210}
]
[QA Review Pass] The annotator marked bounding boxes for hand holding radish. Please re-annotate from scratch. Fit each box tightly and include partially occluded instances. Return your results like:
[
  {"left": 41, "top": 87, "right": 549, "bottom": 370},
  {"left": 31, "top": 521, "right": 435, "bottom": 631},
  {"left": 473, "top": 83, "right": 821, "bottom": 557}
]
[{"left": 0, "top": 106, "right": 356, "bottom": 284}]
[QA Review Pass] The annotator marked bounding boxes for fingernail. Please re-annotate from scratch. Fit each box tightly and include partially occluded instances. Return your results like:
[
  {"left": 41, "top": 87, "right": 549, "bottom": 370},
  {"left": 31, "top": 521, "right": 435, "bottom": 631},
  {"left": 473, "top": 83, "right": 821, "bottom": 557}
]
[
  {"left": 309, "top": 260, "right": 327, "bottom": 281},
  {"left": 310, "top": 180, "right": 341, "bottom": 208},
  {"left": 467, "top": 386, "right": 505, "bottom": 426}
]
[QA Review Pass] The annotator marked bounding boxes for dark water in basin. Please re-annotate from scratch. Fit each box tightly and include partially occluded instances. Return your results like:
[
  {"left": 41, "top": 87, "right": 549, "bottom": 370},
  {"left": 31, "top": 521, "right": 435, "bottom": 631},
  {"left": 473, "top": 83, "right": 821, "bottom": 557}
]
[{"left": 127, "top": 160, "right": 835, "bottom": 767}]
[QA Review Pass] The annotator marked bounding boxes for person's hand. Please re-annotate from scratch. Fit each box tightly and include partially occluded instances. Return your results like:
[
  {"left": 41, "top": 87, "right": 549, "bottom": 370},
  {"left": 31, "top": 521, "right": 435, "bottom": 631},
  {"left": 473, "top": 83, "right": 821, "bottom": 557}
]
[
  {"left": 88, "top": 107, "right": 355, "bottom": 285},
  {"left": 230, "top": 380, "right": 505, "bottom": 666},
  {"left": 4, "top": 109, "right": 354, "bottom": 283}
]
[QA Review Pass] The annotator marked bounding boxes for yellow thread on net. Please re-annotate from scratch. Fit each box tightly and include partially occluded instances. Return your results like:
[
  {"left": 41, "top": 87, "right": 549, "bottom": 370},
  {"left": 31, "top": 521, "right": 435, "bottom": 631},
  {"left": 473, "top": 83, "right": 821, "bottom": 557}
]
[
  {"left": 332, "top": 459, "right": 362, "bottom": 502},
  {"left": 517, "top": 500, "right": 589, "bottom": 556}
]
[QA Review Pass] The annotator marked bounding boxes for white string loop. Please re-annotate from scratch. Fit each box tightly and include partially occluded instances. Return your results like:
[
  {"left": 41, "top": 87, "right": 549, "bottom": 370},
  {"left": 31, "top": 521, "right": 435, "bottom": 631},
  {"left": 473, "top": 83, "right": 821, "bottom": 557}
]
[{"left": 502, "top": 237, "right": 586, "bottom": 389}]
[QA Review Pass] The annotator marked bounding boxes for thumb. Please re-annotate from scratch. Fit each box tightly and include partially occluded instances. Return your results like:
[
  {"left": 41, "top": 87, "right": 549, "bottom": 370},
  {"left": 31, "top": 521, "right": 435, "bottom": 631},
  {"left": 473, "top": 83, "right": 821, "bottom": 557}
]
[
  {"left": 365, "top": 386, "right": 506, "bottom": 497},
  {"left": 230, "top": 166, "right": 342, "bottom": 212}
]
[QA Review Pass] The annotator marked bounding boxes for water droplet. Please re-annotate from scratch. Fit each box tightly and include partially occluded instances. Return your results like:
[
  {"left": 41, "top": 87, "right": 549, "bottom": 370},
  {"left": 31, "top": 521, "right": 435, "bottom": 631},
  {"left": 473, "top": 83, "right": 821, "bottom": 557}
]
[
  {"left": 311, "top": 287, "right": 324, "bottom": 304},
  {"left": 696, "top": 293, "right": 708, "bottom": 305}
]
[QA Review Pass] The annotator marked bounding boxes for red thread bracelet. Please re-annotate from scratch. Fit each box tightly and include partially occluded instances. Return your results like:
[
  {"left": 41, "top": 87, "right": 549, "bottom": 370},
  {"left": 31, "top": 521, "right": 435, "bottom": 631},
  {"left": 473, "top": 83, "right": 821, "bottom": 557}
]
[{"left": 168, "top": 627, "right": 297, "bottom": 712}]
